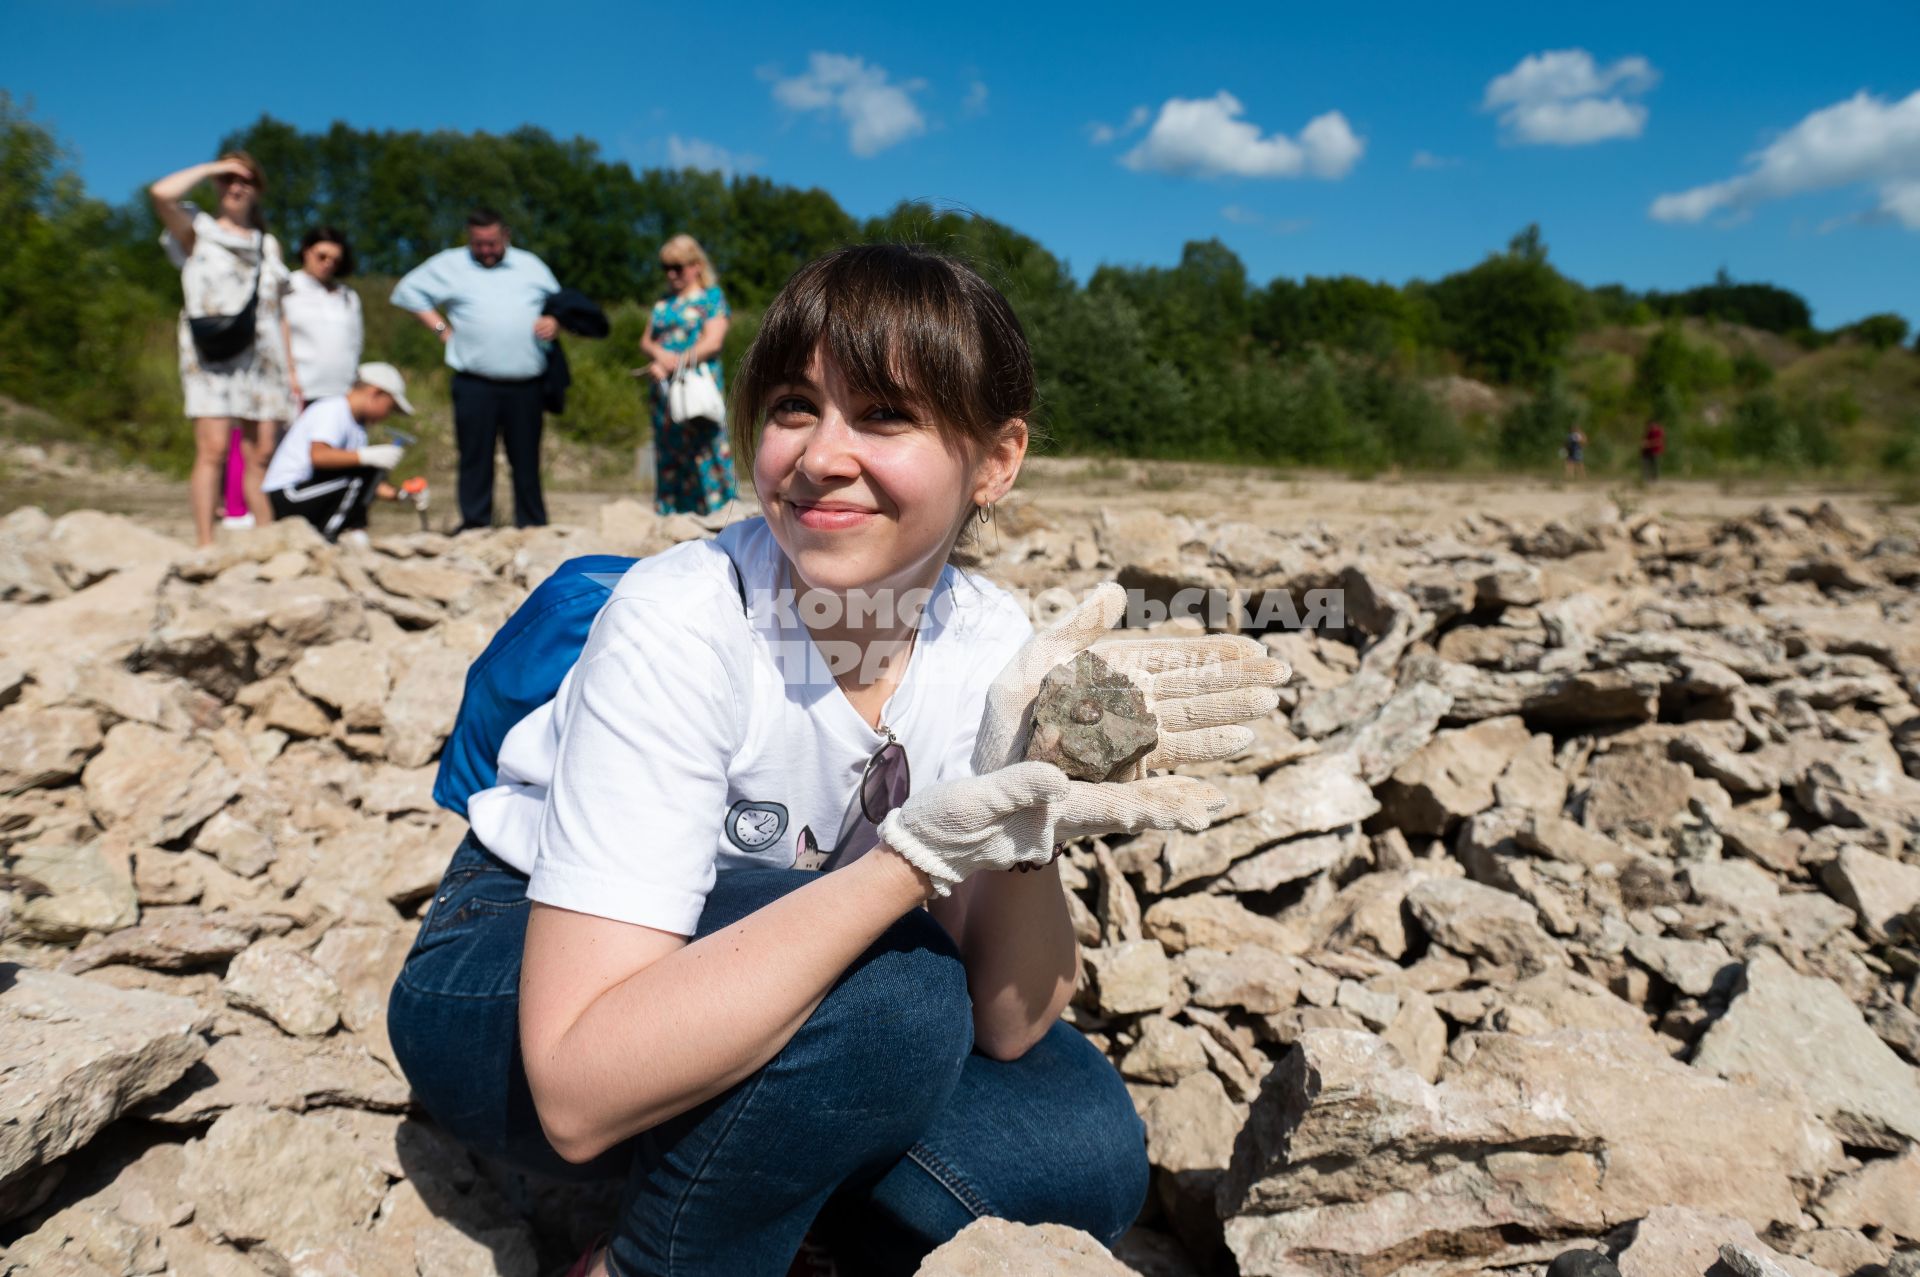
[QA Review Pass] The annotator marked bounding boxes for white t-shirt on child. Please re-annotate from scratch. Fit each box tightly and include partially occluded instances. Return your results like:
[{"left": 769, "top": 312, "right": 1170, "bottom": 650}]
[
  {"left": 465, "top": 516, "right": 1034, "bottom": 935},
  {"left": 263, "top": 395, "right": 367, "bottom": 493}
]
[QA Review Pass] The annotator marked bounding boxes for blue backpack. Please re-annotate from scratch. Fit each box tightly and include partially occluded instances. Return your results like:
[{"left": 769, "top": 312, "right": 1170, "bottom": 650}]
[
  {"left": 431, "top": 548, "right": 746, "bottom": 817},
  {"left": 432, "top": 555, "right": 635, "bottom": 817}
]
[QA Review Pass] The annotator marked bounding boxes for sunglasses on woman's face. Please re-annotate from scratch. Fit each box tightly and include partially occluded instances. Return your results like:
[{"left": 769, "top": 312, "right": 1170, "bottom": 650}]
[
  {"left": 663, "top": 262, "right": 689, "bottom": 273},
  {"left": 794, "top": 731, "right": 910, "bottom": 871}
]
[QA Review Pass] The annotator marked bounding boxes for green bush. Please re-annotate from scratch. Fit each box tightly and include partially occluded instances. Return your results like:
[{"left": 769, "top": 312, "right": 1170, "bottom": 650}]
[
  {"left": 1845, "top": 313, "right": 1910, "bottom": 351},
  {"left": 1496, "top": 370, "right": 1584, "bottom": 467},
  {"left": 1632, "top": 323, "right": 1732, "bottom": 415}
]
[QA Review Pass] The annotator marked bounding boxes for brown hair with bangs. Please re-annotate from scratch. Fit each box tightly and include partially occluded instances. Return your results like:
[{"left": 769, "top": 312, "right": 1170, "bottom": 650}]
[{"left": 730, "top": 244, "right": 1035, "bottom": 474}]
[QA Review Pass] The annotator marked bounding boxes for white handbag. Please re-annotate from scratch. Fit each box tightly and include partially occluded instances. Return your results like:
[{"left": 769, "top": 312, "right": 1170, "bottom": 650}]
[{"left": 667, "top": 353, "right": 726, "bottom": 425}]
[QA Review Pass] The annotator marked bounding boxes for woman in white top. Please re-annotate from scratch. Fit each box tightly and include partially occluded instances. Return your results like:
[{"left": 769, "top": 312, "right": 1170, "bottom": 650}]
[
  {"left": 150, "top": 152, "right": 298, "bottom": 546},
  {"left": 389, "top": 246, "right": 1287, "bottom": 1276},
  {"left": 283, "top": 225, "right": 365, "bottom": 405}
]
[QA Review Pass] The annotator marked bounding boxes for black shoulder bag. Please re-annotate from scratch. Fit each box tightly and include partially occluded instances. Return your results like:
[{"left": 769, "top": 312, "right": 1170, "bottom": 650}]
[{"left": 188, "top": 231, "right": 264, "bottom": 363}]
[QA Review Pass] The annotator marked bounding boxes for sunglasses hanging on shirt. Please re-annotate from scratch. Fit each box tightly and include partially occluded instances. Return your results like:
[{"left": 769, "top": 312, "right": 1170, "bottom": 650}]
[{"left": 794, "top": 727, "right": 910, "bottom": 872}]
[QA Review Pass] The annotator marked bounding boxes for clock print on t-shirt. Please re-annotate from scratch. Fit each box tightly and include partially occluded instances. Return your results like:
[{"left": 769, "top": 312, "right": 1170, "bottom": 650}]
[{"left": 724, "top": 799, "right": 789, "bottom": 855}]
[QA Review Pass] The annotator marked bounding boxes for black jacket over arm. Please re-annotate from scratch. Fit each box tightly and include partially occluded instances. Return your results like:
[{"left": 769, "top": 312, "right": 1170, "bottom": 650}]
[{"left": 541, "top": 288, "right": 611, "bottom": 414}]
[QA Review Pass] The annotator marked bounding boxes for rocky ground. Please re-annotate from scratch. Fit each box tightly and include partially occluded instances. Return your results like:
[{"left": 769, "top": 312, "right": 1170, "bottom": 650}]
[{"left": 2, "top": 483, "right": 1919, "bottom": 1277}]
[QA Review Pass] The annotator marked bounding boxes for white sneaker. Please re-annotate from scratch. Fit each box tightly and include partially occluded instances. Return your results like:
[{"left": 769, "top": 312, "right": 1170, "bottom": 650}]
[
  {"left": 338, "top": 529, "right": 372, "bottom": 550},
  {"left": 220, "top": 513, "right": 257, "bottom": 530}
]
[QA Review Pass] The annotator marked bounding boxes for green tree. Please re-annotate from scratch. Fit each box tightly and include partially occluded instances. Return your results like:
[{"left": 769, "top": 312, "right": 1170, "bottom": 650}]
[
  {"left": 0, "top": 94, "right": 179, "bottom": 457},
  {"left": 1844, "top": 313, "right": 1910, "bottom": 351},
  {"left": 1427, "top": 225, "right": 1579, "bottom": 385}
]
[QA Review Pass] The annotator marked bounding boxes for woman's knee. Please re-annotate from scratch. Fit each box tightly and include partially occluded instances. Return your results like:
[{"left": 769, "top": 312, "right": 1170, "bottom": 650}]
[{"left": 803, "top": 908, "right": 974, "bottom": 1110}]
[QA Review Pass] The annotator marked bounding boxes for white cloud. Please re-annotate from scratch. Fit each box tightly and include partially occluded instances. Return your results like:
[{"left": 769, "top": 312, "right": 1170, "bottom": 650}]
[
  {"left": 1121, "top": 92, "right": 1363, "bottom": 179},
  {"left": 1650, "top": 89, "right": 1920, "bottom": 230},
  {"left": 1088, "top": 105, "right": 1150, "bottom": 146},
  {"left": 769, "top": 52, "right": 927, "bottom": 157},
  {"left": 962, "top": 80, "right": 989, "bottom": 117},
  {"left": 1483, "top": 49, "right": 1657, "bottom": 145},
  {"left": 1411, "top": 149, "right": 1461, "bottom": 170},
  {"left": 665, "top": 135, "right": 760, "bottom": 178}
]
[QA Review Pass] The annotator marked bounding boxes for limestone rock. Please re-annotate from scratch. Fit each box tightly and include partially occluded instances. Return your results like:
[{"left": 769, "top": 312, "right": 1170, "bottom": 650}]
[
  {"left": 1145, "top": 1070, "right": 1241, "bottom": 1176},
  {"left": 0, "top": 706, "right": 103, "bottom": 795},
  {"left": 0, "top": 965, "right": 210, "bottom": 1218},
  {"left": 185, "top": 1107, "right": 390, "bottom": 1265},
  {"left": 1220, "top": 1029, "right": 1840, "bottom": 1277},
  {"left": 47, "top": 510, "right": 184, "bottom": 589},
  {"left": 1406, "top": 877, "right": 1564, "bottom": 973},
  {"left": 914, "top": 1217, "right": 1143, "bottom": 1276},
  {"left": 1250, "top": 752, "right": 1380, "bottom": 842},
  {"left": 81, "top": 721, "right": 239, "bottom": 844},
  {"left": 141, "top": 1032, "right": 410, "bottom": 1122},
  {"left": 1121, "top": 1016, "right": 1211, "bottom": 1085},
  {"left": 8, "top": 827, "right": 139, "bottom": 942},
  {"left": 1626, "top": 934, "right": 1735, "bottom": 997},
  {"left": 1822, "top": 847, "right": 1920, "bottom": 943},
  {"left": 1618, "top": 1206, "right": 1833, "bottom": 1277},
  {"left": 222, "top": 945, "right": 343, "bottom": 1037},
  {"left": 1718, "top": 1242, "right": 1837, "bottom": 1277},
  {"left": 309, "top": 925, "right": 414, "bottom": 1069},
  {"left": 1085, "top": 939, "right": 1174, "bottom": 1016},
  {"left": 1585, "top": 750, "right": 1694, "bottom": 834},
  {"left": 1692, "top": 949, "right": 1920, "bottom": 1149},
  {"left": 1144, "top": 896, "right": 1309, "bottom": 956},
  {"left": 1221, "top": 831, "right": 1360, "bottom": 895},
  {"left": 289, "top": 641, "right": 392, "bottom": 731},
  {"left": 1813, "top": 1147, "right": 1920, "bottom": 1241},
  {"left": 1180, "top": 947, "right": 1300, "bottom": 1015},
  {"left": 1380, "top": 990, "right": 1447, "bottom": 1082},
  {"left": 59, "top": 912, "right": 255, "bottom": 974},
  {"left": 380, "top": 640, "right": 467, "bottom": 768},
  {"left": 1377, "top": 715, "right": 1533, "bottom": 834}
]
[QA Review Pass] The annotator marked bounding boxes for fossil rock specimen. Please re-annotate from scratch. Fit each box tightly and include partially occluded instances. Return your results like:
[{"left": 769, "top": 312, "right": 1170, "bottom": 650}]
[{"left": 1025, "top": 650, "right": 1158, "bottom": 782}]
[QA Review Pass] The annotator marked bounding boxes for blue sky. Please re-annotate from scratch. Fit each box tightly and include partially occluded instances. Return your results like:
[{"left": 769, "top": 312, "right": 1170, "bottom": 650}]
[{"left": 5, "top": 0, "right": 1917, "bottom": 329}]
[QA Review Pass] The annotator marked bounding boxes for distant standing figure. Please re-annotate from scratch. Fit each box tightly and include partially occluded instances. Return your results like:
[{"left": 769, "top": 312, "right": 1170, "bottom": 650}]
[
  {"left": 1563, "top": 426, "right": 1587, "bottom": 479},
  {"left": 1641, "top": 419, "right": 1665, "bottom": 483},
  {"left": 284, "top": 226, "right": 365, "bottom": 404},
  {"left": 151, "top": 152, "right": 298, "bottom": 547},
  {"left": 640, "top": 234, "right": 736, "bottom": 515},
  {"left": 391, "top": 209, "right": 560, "bottom": 529}
]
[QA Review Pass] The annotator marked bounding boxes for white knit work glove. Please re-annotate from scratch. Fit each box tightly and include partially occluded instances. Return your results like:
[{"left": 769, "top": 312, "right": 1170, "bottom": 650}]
[
  {"left": 971, "top": 582, "right": 1290, "bottom": 778},
  {"left": 357, "top": 443, "right": 404, "bottom": 469},
  {"left": 878, "top": 762, "right": 1069, "bottom": 897},
  {"left": 878, "top": 761, "right": 1225, "bottom": 897}
]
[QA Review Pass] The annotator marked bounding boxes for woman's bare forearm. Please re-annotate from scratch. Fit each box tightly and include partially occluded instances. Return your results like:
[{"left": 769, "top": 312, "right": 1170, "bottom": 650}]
[
  {"left": 958, "top": 863, "right": 1079, "bottom": 1059},
  {"left": 149, "top": 161, "right": 219, "bottom": 250},
  {"left": 525, "top": 846, "right": 934, "bottom": 1162}
]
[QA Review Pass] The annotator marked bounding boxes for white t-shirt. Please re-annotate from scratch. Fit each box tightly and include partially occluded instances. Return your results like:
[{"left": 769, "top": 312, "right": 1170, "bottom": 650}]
[
  {"left": 262, "top": 396, "right": 367, "bottom": 493},
  {"left": 466, "top": 517, "right": 1034, "bottom": 935},
  {"left": 283, "top": 271, "right": 364, "bottom": 398}
]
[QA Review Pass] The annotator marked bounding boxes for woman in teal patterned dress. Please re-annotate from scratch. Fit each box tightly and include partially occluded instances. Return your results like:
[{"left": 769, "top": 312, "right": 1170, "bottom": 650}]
[{"left": 639, "top": 234, "right": 737, "bottom": 514}]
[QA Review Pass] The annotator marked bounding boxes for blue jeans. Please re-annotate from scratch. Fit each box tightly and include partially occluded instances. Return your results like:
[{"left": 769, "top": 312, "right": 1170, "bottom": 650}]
[{"left": 387, "top": 835, "right": 1148, "bottom": 1276}]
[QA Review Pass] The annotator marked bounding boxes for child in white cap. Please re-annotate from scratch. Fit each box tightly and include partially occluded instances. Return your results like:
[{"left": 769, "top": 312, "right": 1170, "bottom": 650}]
[{"left": 263, "top": 361, "right": 416, "bottom": 542}]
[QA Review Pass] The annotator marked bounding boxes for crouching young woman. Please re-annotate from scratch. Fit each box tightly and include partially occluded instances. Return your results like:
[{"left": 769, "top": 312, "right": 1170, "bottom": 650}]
[{"left": 387, "top": 245, "right": 1286, "bottom": 1276}]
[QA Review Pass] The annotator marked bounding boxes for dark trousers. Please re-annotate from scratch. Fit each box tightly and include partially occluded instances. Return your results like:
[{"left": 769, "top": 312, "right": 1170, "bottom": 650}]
[
  {"left": 451, "top": 372, "right": 547, "bottom": 529},
  {"left": 268, "top": 466, "right": 381, "bottom": 541}
]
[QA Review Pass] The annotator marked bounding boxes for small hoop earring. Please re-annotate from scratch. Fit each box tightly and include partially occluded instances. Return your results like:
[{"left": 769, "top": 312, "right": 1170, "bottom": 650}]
[{"left": 977, "top": 503, "right": 993, "bottom": 525}]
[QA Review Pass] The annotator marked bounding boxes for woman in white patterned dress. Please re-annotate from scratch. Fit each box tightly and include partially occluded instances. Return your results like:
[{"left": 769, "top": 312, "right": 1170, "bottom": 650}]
[{"left": 150, "top": 152, "right": 298, "bottom": 546}]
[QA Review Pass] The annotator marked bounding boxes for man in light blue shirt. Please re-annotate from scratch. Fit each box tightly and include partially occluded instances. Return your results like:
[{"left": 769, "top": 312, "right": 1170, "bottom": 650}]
[{"left": 392, "top": 208, "right": 561, "bottom": 528}]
